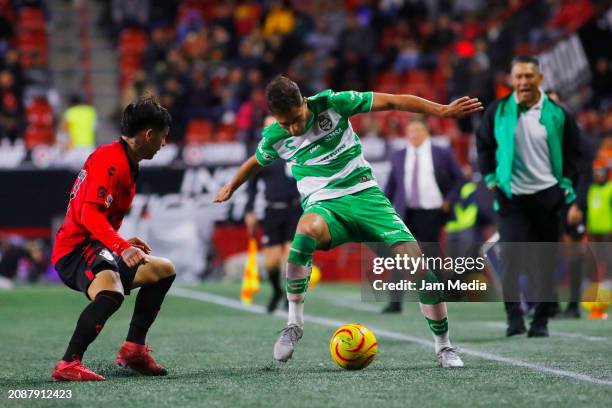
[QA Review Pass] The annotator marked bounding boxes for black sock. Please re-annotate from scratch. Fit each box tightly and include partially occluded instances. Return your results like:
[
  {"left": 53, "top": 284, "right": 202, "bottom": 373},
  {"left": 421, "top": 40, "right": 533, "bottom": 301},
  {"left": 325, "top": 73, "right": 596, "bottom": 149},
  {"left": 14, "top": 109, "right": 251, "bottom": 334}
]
[
  {"left": 269, "top": 267, "right": 282, "bottom": 296},
  {"left": 127, "top": 275, "right": 175, "bottom": 345},
  {"left": 63, "top": 290, "right": 124, "bottom": 362}
]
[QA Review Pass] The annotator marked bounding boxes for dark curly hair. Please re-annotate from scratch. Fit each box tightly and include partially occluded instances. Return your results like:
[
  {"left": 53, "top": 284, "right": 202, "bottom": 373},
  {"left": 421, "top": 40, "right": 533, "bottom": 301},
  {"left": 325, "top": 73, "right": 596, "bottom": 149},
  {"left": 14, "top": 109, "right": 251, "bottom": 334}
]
[
  {"left": 265, "top": 75, "right": 303, "bottom": 115},
  {"left": 121, "top": 94, "right": 172, "bottom": 137}
]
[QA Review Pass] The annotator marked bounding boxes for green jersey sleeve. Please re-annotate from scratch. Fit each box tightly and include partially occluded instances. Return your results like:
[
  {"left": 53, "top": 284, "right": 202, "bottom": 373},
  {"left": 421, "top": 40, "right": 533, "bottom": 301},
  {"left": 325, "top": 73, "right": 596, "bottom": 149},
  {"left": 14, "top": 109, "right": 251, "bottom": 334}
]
[
  {"left": 255, "top": 124, "right": 283, "bottom": 165},
  {"left": 329, "top": 91, "right": 373, "bottom": 117}
]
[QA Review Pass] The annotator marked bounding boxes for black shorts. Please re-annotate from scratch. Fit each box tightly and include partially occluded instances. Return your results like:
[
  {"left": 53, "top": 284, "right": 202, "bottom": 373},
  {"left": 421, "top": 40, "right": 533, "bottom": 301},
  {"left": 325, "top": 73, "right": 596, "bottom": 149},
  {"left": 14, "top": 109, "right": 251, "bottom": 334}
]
[
  {"left": 261, "top": 206, "right": 301, "bottom": 246},
  {"left": 54, "top": 239, "right": 137, "bottom": 299}
]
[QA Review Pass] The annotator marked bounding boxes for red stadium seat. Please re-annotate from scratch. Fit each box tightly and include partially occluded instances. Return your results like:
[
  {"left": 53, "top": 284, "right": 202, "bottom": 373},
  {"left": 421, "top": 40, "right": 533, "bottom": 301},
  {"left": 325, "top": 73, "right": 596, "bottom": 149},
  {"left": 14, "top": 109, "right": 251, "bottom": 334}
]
[
  {"left": 185, "top": 119, "right": 214, "bottom": 144},
  {"left": 215, "top": 124, "right": 237, "bottom": 142},
  {"left": 18, "top": 7, "right": 45, "bottom": 32}
]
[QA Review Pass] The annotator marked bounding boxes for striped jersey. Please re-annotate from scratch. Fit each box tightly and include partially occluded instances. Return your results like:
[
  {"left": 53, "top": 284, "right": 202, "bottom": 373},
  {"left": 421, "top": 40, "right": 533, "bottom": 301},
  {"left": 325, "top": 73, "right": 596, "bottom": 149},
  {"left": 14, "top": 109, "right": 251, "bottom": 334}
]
[{"left": 255, "top": 89, "right": 376, "bottom": 206}]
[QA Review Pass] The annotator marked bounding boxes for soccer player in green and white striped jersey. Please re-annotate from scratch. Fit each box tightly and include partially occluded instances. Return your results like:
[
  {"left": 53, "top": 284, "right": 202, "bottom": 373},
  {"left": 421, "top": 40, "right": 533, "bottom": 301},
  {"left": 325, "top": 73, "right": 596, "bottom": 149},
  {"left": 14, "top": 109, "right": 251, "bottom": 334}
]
[{"left": 214, "top": 76, "right": 482, "bottom": 368}]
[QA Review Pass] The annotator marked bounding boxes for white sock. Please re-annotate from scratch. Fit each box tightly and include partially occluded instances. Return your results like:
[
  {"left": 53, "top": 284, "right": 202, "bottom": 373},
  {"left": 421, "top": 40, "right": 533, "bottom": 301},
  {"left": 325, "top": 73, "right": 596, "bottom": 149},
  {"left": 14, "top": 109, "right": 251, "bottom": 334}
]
[
  {"left": 433, "top": 332, "right": 452, "bottom": 353},
  {"left": 287, "top": 301, "right": 304, "bottom": 327}
]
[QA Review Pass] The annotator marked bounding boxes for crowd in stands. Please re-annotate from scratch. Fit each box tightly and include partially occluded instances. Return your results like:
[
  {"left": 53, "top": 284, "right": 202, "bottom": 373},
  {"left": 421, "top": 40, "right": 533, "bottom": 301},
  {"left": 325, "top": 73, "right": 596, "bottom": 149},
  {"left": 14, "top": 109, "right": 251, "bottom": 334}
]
[
  {"left": 0, "top": 0, "right": 56, "bottom": 149},
  {"left": 102, "top": 0, "right": 612, "bottom": 165},
  {"left": 0, "top": 0, "right": 609, "bottom": 163}
]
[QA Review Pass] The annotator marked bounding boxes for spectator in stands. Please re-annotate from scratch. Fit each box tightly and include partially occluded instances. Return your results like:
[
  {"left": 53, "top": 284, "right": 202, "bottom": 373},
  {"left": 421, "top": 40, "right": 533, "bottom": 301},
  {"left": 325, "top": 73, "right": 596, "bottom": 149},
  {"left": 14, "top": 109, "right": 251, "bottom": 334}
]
[
  {"left": 288, "top": 48, "right": 326, "bottom": 96},
  {"left": 24, "top": 93, "right": 54, "bottom": 149},
  {"left": 337, "top": 11, "right": 375, "bottom": 58},
  {"left": 304, "top": 16, "right": 337, "bottom": 60},
  {"left": 60, "top": 94, "right": 96, "bottom": 151},
  {"left": 112, "top": 0, "right": 150, "bottom": 31},
  {"left": 144, "top": 27, "right": 172, "bottom": 78},
  {"left": 0, "top": 69, "right": 21, "bottom": 143},
  {"left": 262, "top": 0, "right": 296, "bottom": 38},
  {"left": 234, "top": 0, "right": 262, "bottom": 37},
  {"left": 590, "top": 57, "right": 612, "bottom": 110},
  {"left": 236, "top": 87, "right": 267, "bottom": 151}
]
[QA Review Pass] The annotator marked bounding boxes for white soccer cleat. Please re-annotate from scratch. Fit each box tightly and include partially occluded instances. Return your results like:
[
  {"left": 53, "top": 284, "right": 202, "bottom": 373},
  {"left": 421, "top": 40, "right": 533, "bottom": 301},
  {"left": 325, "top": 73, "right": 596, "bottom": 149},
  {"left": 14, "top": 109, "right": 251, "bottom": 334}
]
[
  {"left": 437, "top": 347, "right": 464, "bottom": 368},
  {"left": 273, "top": 324, "right": 303, "bottom": 362}
]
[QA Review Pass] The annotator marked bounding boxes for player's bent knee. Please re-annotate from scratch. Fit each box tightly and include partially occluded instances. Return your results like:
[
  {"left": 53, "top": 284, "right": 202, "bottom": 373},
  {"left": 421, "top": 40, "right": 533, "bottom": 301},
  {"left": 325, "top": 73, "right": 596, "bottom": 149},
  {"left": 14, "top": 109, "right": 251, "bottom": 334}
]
[{"left": 153, "top": 258, "right": 176, "bottom": 280}]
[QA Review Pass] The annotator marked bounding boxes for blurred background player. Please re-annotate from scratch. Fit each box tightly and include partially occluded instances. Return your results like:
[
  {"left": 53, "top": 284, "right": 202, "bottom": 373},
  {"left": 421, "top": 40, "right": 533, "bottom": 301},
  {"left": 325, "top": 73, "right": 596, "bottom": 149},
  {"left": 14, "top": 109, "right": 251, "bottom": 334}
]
[
  {"left": 476, "top": 56, "right": 583, "bottom": 337},
  {"left": 51, "top": 97, "right": 175, "bottom": 381},
  {"left": 383, "top": 117, "right": 464, "bottom": 312},
  {"left": 215, "top": 75, "right": 483, "bottom": 368},
  {"left": 60, "top": 93, "right": 97, "bottom": 151},
  {"left": 244, "top": 114, "right": 301, "bottom": 313}
]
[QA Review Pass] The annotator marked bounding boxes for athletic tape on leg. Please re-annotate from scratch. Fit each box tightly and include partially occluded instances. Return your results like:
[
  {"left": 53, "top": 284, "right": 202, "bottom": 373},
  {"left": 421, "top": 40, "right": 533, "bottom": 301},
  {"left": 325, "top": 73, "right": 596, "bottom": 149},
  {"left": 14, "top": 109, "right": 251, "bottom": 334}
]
[{"left": 288, "top": 233, "right": 317, "bottom": 266}]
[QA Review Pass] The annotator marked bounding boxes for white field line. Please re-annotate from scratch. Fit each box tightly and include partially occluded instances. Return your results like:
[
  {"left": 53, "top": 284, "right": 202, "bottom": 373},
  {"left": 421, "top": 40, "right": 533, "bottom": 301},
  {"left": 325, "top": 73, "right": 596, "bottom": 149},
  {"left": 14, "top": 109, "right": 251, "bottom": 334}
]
[
  {"left": 170, "top": 287, "right": 612, "bottom": 386},
  {"left": 481, "top": 321, "right": 612, "bottom": 343},
  {"left": 319, "top": 293, "right": 612, "bottom": 344}
]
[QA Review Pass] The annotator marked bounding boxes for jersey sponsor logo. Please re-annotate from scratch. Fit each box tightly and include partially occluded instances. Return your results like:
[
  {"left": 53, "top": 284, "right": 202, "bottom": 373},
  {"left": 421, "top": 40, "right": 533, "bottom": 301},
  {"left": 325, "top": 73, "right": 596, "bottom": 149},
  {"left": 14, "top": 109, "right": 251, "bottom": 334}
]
[
  {"left": 284, "top": 139, "right": 297, "bottom": 151},
  {"left": 319, "top": 143, "right": 348, "bottom": 161},
  {"left": 318, "top": 113, "right": 333, "bottom": 131},
  {"left": 99, "top": 249, "right": 114, "bottom": 262},
  {"left": 322, "top": 126, "right": 345, "bottom": 142}
]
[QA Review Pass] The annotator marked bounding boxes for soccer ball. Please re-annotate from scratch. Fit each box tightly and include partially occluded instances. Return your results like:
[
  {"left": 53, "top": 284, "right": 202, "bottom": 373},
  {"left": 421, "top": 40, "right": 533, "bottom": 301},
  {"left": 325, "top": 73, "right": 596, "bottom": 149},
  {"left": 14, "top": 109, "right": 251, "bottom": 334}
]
[{"left": 329, "top": 324, "right": 378, "bottom": 370}]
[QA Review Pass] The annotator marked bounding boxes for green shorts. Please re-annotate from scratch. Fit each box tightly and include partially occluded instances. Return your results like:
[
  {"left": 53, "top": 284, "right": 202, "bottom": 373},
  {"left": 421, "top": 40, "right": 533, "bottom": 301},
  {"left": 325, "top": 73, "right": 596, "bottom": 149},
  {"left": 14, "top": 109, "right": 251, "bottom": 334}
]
[{"left": 303, "top": 187, "right": 415, "bottom": 249}]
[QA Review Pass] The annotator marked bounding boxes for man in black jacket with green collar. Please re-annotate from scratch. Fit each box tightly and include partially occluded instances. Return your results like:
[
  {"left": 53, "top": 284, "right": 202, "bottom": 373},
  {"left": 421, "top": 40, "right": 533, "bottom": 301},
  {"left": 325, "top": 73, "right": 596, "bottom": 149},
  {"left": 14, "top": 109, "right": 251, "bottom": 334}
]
[{"left": 476, "top": 55, "right": 583, "bottom": 337}]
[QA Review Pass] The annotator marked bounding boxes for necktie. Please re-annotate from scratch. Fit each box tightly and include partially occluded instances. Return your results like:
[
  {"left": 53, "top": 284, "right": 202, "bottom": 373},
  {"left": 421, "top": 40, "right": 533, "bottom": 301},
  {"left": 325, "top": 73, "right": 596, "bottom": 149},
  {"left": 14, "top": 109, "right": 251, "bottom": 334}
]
[{"left": 409, "top": 150, "right": 420, "bottom": 208}]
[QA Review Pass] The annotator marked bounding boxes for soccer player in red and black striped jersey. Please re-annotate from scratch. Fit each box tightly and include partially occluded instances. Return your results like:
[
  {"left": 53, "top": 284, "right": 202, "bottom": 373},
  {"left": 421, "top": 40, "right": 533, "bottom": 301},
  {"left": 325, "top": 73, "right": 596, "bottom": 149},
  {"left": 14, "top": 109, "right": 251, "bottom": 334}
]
[{"left": 51, "top": 96, "right": 176, "bottom": 381}]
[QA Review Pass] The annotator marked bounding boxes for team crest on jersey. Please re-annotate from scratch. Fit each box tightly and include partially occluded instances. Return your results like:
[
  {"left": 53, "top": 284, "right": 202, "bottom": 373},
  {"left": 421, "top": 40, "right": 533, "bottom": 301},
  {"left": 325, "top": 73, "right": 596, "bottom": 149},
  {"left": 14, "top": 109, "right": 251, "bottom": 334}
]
[
  {"left": 318, "top": 113, "right": 333, "bottom": 131},
  {"left": 99, "top": 249, "right": 114, "bottom": 262}
]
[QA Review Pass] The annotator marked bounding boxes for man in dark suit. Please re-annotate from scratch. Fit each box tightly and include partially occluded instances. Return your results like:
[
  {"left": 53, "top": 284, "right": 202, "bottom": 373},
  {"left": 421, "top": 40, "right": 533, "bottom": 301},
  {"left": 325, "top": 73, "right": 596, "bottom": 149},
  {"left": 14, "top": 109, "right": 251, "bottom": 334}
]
[{"left": 383, "top": 119, "right": 465, "bottom": 312}]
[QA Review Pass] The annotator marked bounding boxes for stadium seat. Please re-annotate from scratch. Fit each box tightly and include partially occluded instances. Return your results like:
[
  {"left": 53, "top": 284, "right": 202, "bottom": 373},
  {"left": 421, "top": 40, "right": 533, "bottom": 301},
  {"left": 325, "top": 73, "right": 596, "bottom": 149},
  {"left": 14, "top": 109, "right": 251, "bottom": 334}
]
[{"left": 185, "top": 119, "right": 214, "bottom": 144}]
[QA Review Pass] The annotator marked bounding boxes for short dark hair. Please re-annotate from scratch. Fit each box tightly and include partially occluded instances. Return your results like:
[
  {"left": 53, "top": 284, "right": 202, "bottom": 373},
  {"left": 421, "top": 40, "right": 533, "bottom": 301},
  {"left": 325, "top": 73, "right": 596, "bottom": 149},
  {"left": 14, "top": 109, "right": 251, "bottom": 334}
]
[
  {"left": 511, "top": 55, "right": 540, "bottom": 71},
  {"left": 265, "top": 75, "right": 303, "bottom": 115},
  {"left": 121, "top": 95, "right": 172, "bottom": 137}
]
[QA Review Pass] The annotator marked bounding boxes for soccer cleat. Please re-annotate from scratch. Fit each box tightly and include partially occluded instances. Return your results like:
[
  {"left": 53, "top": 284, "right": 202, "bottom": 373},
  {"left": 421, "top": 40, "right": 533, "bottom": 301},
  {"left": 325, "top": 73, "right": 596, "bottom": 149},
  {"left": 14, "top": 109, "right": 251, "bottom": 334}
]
[
  {"left": 437, "top": 347, "right": 464, "bottom": 368},
  {"left": 116, "top": 341, "right": 168, "bottom": 376},
  {"left": 381, "top": 302, "right": 402, "bottom": 314},
  {"left": 51, "top": 360, "right": 105, "bottom": 381},
  {"left": 273, "top": 324, "right": 303, "bottom": 362},
  {"left": 527, "top": 324, "right": 549, "bottom": 338},
  {"left": 562, "top": 304, "right": 581, "bottom": 319},
  {"left": 506, "top": 319, "right": 527, "bottom": 337}
]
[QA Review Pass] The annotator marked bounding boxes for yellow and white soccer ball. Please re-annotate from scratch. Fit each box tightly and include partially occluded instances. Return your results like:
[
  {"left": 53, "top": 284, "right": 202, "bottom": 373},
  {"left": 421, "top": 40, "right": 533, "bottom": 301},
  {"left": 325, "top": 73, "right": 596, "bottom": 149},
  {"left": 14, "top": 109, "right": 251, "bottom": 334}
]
[{"left": 329, "top": 324, "right": 378, "bottom": 370}]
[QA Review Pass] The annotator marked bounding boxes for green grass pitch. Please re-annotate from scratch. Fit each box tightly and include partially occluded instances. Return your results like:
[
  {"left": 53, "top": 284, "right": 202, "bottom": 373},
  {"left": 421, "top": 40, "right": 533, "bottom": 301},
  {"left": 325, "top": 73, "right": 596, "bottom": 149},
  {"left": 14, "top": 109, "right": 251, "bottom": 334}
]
[{"left": 1, "top": 282, "right": 612, "bottom": 407}]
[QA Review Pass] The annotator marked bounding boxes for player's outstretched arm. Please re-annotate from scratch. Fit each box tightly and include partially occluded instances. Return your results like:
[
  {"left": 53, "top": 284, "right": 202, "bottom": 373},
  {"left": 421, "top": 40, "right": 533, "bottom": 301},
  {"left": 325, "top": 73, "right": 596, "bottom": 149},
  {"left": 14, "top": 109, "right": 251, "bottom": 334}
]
[
  {"left": 370, "top": 93, "right": 483, "bottom": 118},
  {"left": 214, "top": 155, "right": 263, "bottom": 203}
]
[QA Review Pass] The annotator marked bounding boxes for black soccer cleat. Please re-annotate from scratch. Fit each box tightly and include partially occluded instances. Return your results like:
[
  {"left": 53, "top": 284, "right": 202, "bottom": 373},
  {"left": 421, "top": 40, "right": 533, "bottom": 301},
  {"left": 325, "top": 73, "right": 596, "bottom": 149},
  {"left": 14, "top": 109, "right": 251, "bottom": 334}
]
[
  {"left": 506, "top": 319, "right": 527, "bottom": 337},
  {"left": 527, "top": 324, "right": 549, "bottom": 338}
]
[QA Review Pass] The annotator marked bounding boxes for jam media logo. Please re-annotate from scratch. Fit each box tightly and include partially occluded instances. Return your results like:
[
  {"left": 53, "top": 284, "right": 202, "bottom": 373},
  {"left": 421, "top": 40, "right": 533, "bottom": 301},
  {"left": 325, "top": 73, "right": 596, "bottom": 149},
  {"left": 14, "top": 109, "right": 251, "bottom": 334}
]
[{"left": 318, "top": 113, "right": 333, "bottom": 132}]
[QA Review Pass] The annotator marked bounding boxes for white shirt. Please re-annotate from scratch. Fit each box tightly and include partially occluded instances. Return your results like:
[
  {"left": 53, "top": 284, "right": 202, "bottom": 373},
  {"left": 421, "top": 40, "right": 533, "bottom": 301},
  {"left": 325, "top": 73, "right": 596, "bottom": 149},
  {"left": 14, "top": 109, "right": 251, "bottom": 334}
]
[
  {"left": 404, "top": 138, "right": 444, "bottom": 209},
  {"left": 511, "top": 91, "right": 558, "bottom": 195}
]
